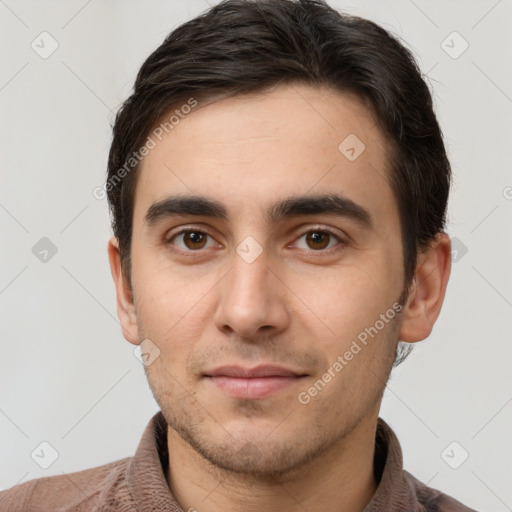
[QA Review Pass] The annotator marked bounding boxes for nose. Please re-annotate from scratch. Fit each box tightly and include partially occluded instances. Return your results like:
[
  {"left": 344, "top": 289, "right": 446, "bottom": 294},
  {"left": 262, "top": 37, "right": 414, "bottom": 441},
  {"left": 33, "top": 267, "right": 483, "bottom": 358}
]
[{"left": 213, "top": 247, "right": 290, "bottom": 340}]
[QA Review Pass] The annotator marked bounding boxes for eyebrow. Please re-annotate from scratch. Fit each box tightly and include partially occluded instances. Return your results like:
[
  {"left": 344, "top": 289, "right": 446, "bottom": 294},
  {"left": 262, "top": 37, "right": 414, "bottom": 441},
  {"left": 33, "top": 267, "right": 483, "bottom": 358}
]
[{"left": 144, "top": 193, "right": 373, "bottom": 229}]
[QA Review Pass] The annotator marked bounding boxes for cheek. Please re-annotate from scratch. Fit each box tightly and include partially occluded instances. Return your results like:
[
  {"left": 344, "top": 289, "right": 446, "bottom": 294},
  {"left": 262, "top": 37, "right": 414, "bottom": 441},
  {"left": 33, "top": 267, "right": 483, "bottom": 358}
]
[
  {"left": 293, "top": 262, "right": 399, "bottom": 344},
  {"left": 131, "top": 253, "right": 222, "bottom": 347}
]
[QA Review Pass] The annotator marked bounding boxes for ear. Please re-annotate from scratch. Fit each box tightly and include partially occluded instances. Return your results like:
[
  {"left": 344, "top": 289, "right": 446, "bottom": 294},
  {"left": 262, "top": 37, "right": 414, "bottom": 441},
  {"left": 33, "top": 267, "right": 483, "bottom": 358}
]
[
  {"left": 399, "top": 232, "right": 452, "bottom": 343},
  {"left": 108, "top": 237, "right": 140, "bottom": 345}
]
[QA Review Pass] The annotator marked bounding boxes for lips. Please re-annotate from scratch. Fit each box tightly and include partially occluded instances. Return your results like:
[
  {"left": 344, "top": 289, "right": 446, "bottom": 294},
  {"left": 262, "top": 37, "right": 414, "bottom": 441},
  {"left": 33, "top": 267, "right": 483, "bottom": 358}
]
[
  {"left": 204, "top": 365, "right": 307, "bottom": 400},
  {"left": 206, "top": 365, "right": 303, "bottom": 378}
]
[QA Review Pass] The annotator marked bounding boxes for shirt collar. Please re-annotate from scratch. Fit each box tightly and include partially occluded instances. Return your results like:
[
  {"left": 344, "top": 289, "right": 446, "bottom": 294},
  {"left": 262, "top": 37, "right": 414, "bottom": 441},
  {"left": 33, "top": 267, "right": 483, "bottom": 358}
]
[{"left": 126, "top": 411, "right": 419, "bottom": 512}]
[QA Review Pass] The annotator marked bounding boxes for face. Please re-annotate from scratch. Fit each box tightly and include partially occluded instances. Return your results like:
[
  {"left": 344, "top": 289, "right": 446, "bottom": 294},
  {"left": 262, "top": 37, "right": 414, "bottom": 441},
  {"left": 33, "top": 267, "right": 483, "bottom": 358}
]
[{"left": 118, "top": 84, "right": 408, "bottom": 475}]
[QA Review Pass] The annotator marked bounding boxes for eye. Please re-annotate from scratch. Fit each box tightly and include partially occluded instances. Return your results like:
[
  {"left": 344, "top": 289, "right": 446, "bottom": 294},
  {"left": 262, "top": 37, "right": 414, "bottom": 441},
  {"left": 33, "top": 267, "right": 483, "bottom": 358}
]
[
  {"left": 293, "top": 229, "right": 343, "bottom": 252},
  {"left": 168, "top": 229, "right": 218, "bottom": 251}
]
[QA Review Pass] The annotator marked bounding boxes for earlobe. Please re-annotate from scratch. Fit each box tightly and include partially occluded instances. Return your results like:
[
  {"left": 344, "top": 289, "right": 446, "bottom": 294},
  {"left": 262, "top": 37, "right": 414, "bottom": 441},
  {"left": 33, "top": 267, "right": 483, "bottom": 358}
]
[
  {"left": 107, "top": 237, "right": 140, "bottom": 345},
  {"left": 398, "top": 232, "right": 452, "bottom": 343}
]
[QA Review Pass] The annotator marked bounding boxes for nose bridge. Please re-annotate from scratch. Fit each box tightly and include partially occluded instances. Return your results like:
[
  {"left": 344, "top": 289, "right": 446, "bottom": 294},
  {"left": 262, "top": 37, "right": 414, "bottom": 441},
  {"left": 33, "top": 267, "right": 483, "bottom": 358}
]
[
  {"left": 228, "top": 226, "right": 271, "bottom": 301},
  {"left": 228, "top": 246, "right": 271, "bottom": 310},
  {"left": 214, "top": 240, "right": 288, "bottom": 337}
]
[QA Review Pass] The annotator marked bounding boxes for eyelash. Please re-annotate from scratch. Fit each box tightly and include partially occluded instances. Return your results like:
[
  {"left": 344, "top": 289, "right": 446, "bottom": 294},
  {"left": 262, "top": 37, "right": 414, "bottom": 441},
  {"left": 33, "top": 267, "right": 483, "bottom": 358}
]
[{"left": 164, "top": 225, "right": 346, "bottom": 257}]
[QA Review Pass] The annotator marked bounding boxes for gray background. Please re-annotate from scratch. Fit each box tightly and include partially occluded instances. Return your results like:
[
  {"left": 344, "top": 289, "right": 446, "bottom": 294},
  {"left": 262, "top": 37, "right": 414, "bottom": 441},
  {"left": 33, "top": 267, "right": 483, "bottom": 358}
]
[{"left": 1, "top": 0, "right": 511, "bottom": 510}]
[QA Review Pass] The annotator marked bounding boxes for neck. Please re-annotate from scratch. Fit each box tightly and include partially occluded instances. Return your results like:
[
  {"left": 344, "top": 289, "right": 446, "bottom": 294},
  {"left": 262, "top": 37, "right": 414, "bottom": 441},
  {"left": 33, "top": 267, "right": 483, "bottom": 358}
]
[{"left": 166, "top": 412, "right": 379, "bottom": 512}]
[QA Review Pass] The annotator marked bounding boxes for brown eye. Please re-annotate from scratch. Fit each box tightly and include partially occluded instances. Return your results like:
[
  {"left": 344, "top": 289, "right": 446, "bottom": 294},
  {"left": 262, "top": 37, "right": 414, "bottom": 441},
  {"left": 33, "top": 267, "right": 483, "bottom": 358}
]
[
  {"left": 183, "top": 231, "right": 207, "bottom": 250},
  {"left": 170, "top": 230, "right": 216, "bottom": 251},
  {"left": 294, "top": 229, "right": 343, "bottom": 252},
  {"left": 305, "top": 231, "right": 330, "bottom": 250}
]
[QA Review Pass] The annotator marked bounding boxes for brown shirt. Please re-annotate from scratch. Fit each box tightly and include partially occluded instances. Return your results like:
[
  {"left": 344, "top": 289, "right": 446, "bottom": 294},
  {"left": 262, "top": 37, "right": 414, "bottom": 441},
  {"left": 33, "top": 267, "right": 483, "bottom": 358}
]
[{"left": 0, "top": 412, "right": 477, "bottom": 511}]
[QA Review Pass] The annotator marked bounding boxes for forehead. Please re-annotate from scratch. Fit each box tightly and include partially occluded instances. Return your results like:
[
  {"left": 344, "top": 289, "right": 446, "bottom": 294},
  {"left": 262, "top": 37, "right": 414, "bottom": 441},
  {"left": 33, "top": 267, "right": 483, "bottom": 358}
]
[{"left": 133, "top": 84, "right": 396, "bottom": 226}]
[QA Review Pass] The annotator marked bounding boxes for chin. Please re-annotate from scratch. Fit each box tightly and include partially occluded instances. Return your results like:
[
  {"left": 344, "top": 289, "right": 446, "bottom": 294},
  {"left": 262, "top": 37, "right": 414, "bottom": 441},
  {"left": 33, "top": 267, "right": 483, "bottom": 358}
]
[
  {"left": 168, "top": 408, "right": 338, "bottom": 478},
  {"left": 189, "top": 437, "right": 310, "bottom": 477}
]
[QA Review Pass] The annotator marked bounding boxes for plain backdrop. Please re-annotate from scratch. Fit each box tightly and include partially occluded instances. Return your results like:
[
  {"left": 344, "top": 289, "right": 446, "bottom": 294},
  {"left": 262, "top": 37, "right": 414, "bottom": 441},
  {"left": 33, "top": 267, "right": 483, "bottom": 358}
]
[{"left": 1, "top": 1, "right": 511, "bottom": 510}]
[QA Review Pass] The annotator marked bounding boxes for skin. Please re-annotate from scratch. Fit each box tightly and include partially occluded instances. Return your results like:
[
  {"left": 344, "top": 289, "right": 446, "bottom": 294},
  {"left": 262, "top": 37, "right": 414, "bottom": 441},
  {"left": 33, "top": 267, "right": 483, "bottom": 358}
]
[{"left": 108, "top": 84, "right": 451, "bottom": 512}]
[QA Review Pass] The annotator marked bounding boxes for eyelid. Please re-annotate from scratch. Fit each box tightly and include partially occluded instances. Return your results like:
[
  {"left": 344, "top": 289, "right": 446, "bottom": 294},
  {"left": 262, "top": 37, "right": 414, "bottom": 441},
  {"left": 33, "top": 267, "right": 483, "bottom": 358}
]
[{"left": 165, "top": 224, "right": 217, "bottom": 242}]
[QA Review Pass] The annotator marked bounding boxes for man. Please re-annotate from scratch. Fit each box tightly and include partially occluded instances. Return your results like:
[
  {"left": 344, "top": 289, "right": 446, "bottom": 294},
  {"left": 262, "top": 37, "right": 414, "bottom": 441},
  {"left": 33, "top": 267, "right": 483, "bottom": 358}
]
[{"left": 0, "top": 0, "right": 477, "bottom": 510}]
